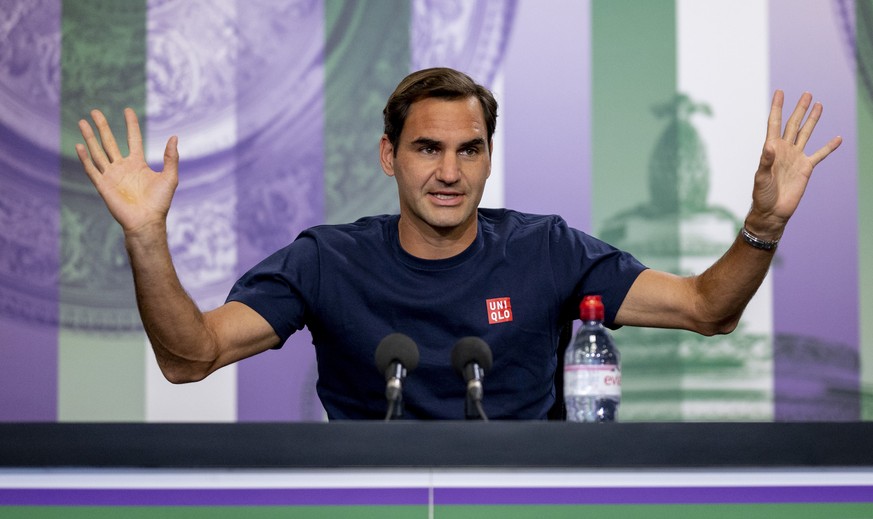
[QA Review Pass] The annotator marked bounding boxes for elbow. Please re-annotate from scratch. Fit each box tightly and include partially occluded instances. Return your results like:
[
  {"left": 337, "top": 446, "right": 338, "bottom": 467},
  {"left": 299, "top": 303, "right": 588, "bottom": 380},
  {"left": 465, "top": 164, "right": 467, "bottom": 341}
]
[
  {"left": 688, "top": 288, "right": 743, "bottom": 336},
  {"left": 157, "top": 358, "right": 214, "bottom": 385},
  {"left": 694, "top": 315, "right": 740, "bottom": 337},
  {"left": 161, "top": 368, "right": 205, "bottom": 385},
  {"left": 162, "top": 370, "right": 205, "bottom": 385},
  {"left": 150, "top": 334, "right": 220, "bottom": 384}
]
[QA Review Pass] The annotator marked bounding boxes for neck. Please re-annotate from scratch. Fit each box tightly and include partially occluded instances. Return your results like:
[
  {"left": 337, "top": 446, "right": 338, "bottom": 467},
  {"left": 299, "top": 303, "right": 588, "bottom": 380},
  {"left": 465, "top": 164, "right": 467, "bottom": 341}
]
[{"left": 397, "top": 215, "right": 478, "bottom": 260}]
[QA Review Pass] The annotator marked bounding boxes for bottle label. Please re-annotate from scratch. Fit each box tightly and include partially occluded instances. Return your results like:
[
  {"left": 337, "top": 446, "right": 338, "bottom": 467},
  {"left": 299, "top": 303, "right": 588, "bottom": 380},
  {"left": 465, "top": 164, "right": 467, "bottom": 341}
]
[{"left": 564, "top": 365, "right": 621, "bottom": 397}]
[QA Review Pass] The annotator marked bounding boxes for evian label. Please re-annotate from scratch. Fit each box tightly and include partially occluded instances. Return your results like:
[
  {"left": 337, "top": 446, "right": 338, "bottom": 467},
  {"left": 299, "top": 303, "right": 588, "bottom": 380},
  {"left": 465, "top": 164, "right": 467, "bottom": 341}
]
[
  {"left": 486, "top": 297, "right": 513, "bottom": 324},
  {"left": 564, "top": 365, "right": 621, "bottom": 397}
]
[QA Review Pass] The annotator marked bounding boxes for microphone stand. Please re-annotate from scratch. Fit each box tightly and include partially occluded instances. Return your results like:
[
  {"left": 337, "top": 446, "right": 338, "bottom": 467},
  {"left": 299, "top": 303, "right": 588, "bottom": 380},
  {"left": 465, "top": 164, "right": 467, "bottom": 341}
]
[
  {"left": 384, "top": 362, "right": 407, "bottom": 421},
  {"left": 463, "top": 363, "right": 489, "bottom": 421}
]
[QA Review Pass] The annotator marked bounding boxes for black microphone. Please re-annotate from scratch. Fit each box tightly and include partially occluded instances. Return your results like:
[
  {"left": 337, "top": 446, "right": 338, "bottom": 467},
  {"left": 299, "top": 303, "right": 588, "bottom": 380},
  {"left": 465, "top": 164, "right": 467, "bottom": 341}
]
[
  {"left": 374, "top": 333, "right": 419, "bottom": 421},
  {"left": 451, "top": 337, "right": 493, "bottom": 421}
]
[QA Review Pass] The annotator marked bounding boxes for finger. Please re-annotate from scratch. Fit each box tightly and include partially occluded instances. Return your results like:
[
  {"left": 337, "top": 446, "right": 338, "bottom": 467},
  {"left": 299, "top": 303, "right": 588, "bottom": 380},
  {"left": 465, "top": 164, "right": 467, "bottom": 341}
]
[
  {"left": 782, "top": 92, "right": 812, "bottom": 142},
  {"left": 124, "top": 108, "right": 145, "bottom": 159},
  {"left": 91, "top": 109, "right": 123, "bottom": 162},
  {"left": 78, "top": 117, "right": 110, "bottom": 171},
  {"left": 794, "top": 101, "right": 822, "bottom": 149},
  {"left": 766, "top": 90, "right": 784, "bottom": 141},
  {"left": 808, "top": 135, "right": 843, "bottom": 166},
  {"left": 75, "top": 142, "right": 103, "bottom": 186}
]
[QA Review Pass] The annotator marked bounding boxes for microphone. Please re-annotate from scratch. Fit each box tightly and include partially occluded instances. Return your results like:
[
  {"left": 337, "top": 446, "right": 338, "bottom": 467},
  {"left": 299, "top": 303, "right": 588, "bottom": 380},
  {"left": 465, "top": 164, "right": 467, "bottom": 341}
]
[
  {"left": 451, "top": 337, "right": 493, "bottom": 421},
  {"left": 374, "top": 333, "right": 419, "bottom": 421}
]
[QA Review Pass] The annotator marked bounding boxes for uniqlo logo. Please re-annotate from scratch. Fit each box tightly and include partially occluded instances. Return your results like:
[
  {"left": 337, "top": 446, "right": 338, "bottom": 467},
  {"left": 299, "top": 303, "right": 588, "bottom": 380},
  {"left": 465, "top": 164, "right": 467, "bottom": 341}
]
[{"left": 486, "top": 297, "right": 513, "bottom": 324}]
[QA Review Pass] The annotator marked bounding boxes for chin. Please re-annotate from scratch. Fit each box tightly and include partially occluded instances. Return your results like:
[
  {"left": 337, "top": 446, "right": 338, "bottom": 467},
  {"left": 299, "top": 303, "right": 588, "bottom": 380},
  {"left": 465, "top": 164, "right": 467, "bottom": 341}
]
[{"left": 426, "top": 214, "right": 474, "bottom": 231}]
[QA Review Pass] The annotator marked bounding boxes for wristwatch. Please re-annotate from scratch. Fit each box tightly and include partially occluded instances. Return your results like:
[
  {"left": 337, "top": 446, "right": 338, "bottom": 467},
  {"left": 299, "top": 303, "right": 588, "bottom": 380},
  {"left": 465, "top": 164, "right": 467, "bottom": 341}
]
[{"left": 741, "top": 227, "right": 779, "bottom": 251}]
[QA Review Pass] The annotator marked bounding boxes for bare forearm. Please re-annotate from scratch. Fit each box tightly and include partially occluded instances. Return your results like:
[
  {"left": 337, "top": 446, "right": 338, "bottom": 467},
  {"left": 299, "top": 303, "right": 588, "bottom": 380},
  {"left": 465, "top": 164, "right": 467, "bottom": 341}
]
[
  {"left": 617, "top": 216, "right": 778, "bottom": 336},
  {"left": 691, "top": 226, "right": 776, "bottom": 335},
  {"left": 125, "top": 223, "right": 218, "bottom": 382}
]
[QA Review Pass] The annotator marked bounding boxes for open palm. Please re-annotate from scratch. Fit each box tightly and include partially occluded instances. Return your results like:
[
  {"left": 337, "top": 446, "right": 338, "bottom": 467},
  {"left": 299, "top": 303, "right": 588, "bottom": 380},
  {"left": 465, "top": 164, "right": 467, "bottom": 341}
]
[
  {"left": 76, "top": 108, "right": 179, "bottom": 236},
  {"left": 752, "top": 91, "right": 842, "bottom": 229}
]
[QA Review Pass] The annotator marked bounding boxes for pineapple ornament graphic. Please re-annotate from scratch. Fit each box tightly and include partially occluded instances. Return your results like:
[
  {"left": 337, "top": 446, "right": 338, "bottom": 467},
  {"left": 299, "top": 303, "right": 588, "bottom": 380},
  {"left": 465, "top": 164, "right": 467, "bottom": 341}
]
[{"left": 601, "top": 93, "right": 771, "bottom": 421}]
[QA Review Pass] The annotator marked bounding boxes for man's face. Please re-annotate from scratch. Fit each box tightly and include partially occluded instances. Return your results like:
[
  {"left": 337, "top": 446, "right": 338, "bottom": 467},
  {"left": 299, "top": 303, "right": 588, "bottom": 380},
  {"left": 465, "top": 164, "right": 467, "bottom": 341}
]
[{"left": 380, "top": 96, "right": 492, "bottom": 244}]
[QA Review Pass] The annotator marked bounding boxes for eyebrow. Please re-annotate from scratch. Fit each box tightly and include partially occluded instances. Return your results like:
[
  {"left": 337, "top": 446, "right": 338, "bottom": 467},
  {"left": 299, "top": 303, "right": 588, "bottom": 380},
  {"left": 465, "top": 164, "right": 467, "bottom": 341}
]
[
  {"left": 459, "top": 137, "right": 486, "bottom": 149},
  {"left": 409, "top": 137, "right": 486, "bottom": 149},
  {"left": 411, "top": 137, "right": 441, "bottom": 148}
]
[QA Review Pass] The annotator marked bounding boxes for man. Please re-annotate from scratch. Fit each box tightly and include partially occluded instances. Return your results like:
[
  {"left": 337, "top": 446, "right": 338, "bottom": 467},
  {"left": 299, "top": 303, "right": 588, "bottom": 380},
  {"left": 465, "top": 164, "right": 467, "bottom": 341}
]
[{"left": 76, "top": 68, "right": 841, "bottom": 419}]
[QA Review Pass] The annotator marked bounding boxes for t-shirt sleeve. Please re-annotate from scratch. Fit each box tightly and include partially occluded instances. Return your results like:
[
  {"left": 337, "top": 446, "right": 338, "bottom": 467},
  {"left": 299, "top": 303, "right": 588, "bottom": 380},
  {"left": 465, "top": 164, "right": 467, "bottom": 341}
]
[
  {"left": 225, "top": 235, "right": 320, "bottom": 347},
  {"left": 549, "top": 216, "right": 648, "bottom": 328}
]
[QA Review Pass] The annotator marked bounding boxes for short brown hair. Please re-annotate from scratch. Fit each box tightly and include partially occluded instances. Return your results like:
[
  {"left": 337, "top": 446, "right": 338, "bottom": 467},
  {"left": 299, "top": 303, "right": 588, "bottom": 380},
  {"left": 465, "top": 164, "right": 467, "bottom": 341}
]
[{"left": 382, "top": 67, "right": 498, "bottom": 153}]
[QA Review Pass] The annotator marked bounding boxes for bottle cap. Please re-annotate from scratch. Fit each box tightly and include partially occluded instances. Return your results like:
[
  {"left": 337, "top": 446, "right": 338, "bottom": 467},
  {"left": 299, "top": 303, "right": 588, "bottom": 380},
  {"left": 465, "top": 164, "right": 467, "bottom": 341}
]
[{"left": 580, "top": 295, "right": 604, "bottom": 321}]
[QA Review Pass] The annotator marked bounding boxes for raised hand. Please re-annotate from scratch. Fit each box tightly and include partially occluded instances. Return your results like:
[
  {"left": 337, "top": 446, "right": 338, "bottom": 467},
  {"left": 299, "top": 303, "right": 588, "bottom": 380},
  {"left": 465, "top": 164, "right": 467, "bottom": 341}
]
[
  {"left": 749, "top": 90, "right": 842, "bottom": 239},
  {"left": 76, "top": 108, "right": 179, "bottom": 237}
]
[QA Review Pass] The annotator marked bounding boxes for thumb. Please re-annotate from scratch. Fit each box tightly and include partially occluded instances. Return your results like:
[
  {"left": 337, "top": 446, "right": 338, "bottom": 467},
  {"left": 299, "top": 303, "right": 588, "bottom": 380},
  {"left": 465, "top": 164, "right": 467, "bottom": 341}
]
[
  {"left": 163, "top": 135, "right": 179, "bottom": 181},
  {"left": 759, "top": 140, "right": 776, "bottom": 170}
]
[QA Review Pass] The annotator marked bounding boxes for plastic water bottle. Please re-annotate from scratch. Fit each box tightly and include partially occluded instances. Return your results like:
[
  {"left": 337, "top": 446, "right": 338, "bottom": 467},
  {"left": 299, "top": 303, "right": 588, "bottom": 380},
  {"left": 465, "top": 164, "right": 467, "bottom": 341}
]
[{"left": 564, "top": 295, "right": 621, "bottom": 422}]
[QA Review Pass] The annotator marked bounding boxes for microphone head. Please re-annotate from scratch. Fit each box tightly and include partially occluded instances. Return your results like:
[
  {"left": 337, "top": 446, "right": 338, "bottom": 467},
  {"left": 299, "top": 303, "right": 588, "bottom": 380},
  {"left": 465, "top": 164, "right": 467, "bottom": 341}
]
[
  {"left": 375, "top": 333, "right": 420, "bottom": 378},
  {"left": 451, "top": 336, "right": 493, "bottom": 375}
]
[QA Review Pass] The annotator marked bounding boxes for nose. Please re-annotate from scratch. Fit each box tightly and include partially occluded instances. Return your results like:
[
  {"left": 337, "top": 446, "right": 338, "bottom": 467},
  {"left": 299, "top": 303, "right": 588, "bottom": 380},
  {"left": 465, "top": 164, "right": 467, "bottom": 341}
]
[{"left": 435, "top": 153, "right": 461, "bottom": 184}]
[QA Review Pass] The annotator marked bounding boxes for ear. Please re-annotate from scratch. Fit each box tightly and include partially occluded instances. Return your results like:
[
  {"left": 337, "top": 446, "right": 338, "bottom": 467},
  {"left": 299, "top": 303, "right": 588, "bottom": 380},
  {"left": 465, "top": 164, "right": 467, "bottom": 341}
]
[{"left": 379, "top": 135, "right": 395, "bottom": 177}]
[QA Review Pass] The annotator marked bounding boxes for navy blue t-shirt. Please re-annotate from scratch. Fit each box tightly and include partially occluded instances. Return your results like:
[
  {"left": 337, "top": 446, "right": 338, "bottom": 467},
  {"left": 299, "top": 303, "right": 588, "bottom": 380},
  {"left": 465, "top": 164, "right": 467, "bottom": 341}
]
[{"left": 226, "top": 208, "right": 646, "bottom": 420}]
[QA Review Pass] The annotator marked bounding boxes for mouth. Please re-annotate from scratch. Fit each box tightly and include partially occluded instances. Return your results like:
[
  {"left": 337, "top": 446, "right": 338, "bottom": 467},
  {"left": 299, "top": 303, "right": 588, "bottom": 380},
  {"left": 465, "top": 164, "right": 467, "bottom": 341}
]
[{"left": 429, "top": 192, "right": 464, "bottom": 205}]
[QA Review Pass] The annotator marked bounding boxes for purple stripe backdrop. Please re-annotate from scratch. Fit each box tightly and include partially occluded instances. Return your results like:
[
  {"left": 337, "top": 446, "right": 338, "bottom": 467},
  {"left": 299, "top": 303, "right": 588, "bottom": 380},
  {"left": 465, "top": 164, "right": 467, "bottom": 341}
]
[
  {"left": 0, "top": 487, "right": 427, "bottom": 506},
  {"left": 0, "top": 322, "right": 58, "bottom": 421},
  {"left": 503, "top": 0, "right": 591, "bottom": 231},
  {"left": 0, "top": 0, "right": 61, "bottom": 421},
  {"left": 770, "top": 0, "right": 860, "bottom": 419},
  {"left": 234, "top": 0, "right": 326, "bottom": 421},
  {"left": 4, "top": 485, "right": 871, "bottom": 506}
]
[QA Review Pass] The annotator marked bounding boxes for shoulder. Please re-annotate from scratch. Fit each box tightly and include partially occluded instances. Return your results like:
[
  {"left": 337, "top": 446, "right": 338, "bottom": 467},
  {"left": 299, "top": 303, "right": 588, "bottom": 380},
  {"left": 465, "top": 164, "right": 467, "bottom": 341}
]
[
  {"left": 251, "top": 215, "right": 395, "bottom": 268},
  {"left": 479, "top": 208, "right": 568, "bottom": 233},
  {"left": 298, "top": 214, "right": 396, "bottom": 248},
  {"left": 303, "top": 214, "right": 396, "bottom": 238},
  {"left": 479, "top": 208, "right": 582, "bottom": 247}
]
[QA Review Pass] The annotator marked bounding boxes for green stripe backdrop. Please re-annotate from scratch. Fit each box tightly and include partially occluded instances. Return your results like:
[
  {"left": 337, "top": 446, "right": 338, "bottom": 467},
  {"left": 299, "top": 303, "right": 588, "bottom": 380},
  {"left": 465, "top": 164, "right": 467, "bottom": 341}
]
[{"left": 58, "top": 0, "right": 147, "bottom": 421}]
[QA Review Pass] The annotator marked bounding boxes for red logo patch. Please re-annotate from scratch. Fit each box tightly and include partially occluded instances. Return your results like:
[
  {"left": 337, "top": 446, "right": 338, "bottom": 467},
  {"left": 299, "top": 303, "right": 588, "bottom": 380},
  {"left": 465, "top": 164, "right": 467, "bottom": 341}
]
[{"left": 486, "top": 297, "right": 513, "bottom": 324}]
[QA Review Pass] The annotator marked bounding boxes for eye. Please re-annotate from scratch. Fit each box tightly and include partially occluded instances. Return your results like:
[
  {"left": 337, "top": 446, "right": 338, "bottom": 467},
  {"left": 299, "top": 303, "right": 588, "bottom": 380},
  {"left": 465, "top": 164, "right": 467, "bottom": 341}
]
[
  {"left": 420, "top": 145, "right": 438, "bottom": 155},
  {"left": 460, "top": 147, "right": 479, "bottom": 157}
]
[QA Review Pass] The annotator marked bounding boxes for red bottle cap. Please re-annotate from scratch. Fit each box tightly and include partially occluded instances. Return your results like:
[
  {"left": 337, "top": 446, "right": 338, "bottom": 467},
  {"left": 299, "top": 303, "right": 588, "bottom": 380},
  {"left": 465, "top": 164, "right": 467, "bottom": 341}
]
[{"left": 580, "top": 295, "right": 604, "bottom": 321}]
